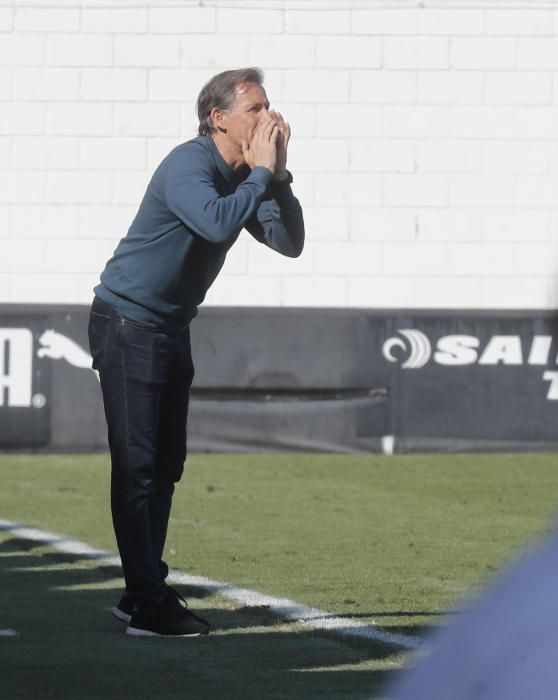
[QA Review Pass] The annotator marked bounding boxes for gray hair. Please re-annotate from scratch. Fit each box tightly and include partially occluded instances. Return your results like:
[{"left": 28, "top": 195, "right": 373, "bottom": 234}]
[{"left": 196, "top": 67, "right": 264, "bottom": 137}]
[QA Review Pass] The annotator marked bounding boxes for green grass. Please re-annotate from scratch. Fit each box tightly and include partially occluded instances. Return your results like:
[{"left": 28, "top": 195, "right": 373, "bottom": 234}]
[{"left": 1, "top": 452, "right": 557, "bottom": 699}]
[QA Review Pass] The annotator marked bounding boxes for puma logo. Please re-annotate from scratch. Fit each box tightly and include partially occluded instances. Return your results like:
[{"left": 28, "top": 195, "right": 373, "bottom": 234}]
[{"left": 37, "top": 330, "right": 98, "bottom": 379}]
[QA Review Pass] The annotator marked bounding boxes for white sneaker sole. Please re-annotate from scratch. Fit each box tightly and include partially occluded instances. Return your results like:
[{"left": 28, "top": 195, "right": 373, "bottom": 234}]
[
  {"left": 111, "top": 606, "right": 132, "bottom": 623},
  {"left": 126, "top": 626, "right": 203, "bottom": 637}
]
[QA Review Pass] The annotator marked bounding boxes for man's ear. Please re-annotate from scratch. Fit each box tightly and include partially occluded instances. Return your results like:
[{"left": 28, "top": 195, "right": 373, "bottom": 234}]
[{"left": 210, "top": 107, "right": 226, "bottom": 133}]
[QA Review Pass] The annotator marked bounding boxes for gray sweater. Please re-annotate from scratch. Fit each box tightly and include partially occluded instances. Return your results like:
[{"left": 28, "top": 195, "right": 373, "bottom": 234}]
[{"left": 95, "top": 135, "right": 305, "bottom": 334}]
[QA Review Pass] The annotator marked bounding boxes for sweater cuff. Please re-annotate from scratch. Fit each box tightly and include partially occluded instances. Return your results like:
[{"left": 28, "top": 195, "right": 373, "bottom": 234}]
[{"left": 249, "top": 166, "right": 274, "bottom": 188}]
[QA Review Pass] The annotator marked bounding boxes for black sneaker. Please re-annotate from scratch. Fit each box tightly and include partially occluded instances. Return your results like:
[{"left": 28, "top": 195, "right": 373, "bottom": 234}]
[
  {"left": 126, "top": 593, "right": 210, "bottom": 637},
  {"left": 112, "top": 594, "right": 136, "bottom": 623}
]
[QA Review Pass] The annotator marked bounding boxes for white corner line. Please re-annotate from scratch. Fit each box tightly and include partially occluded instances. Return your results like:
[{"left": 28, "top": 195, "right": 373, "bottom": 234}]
[{"left": 0, "top": 518, "right": 421, "bottom": 651}]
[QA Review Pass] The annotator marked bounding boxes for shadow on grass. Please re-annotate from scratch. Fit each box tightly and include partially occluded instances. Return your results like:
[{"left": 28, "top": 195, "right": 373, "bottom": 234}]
[{"left": 0, "top": 535, "right": 411, "bottom": 700}]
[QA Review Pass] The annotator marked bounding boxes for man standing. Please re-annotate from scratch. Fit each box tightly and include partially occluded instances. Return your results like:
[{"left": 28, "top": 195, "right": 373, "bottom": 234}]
[{"left": 88, "top": 68, "right": 304, "bottom": 637}]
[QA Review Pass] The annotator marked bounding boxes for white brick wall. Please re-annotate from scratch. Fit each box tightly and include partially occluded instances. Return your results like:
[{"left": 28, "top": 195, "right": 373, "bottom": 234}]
[{"left": 2, "top": 0, "right": 558, "bottom": 311}]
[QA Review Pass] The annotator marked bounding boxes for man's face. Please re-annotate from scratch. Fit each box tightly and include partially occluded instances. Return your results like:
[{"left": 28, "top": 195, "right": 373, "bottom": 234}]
[{"left": 219, "top": 82, "right": 270, "bottom": 151}]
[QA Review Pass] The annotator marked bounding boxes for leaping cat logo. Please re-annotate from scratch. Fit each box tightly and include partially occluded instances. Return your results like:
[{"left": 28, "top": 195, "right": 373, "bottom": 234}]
[{"left": 37, "top": 330, "right": 98, "bottom": 379}]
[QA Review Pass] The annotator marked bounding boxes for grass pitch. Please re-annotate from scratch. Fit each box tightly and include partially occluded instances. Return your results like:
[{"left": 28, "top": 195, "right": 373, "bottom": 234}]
[{"left": 1, "top": 452, "right": 557, "bottom": 699}]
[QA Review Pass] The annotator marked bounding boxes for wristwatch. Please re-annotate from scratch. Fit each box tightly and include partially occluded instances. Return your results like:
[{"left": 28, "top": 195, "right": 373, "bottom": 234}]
[{"left": 272, "top": 170, "right": 293, "bottom": 185}]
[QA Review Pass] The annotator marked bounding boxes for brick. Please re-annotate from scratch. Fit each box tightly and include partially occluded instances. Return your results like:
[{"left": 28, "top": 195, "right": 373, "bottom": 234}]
[
  {"left": 382, "top": 241, "right": 448, "bottom": 275},
  {"left": 149, "top": 7, "right": 215, "bottom": 33},
  {"left": 0, "top": 104, "right": 45, "bottom": 135},
  {"left": 78, "top": 274, "right": 101, "bottom": 303},
  {"left": 14, "top": 68, "right": 80, "bottom": 101},
  {"left": 516, "top": 174, "right": 558, "bottom": 207},
  {"left": 351, "top": 208, "right": 416, "bottom": 241},
  {"left": 78, "top": 205, "right": 136, "bottom": 240},
  {"left": 3, "top": 239, "right": 45, "bottom": 272},
  {"left": 114, "top": 104, "right": 180, "bottom": 137},
  {"left": 316, "top": 173, "right": 381, "bottom": 208},
  {"left": 45, "top": 239, "right": 115, "bottom": 273},
  {"left": 351, "top": 139, "right": 414, "bottom": 173},
  {"left": 316, "top": 36, "right": 381, "bottom": 69},
  {"left": 317, "top": 105, "right": 381, "bottom": 138},
  {"left": 11, "top": 273, "right": 79, "bottom": 304},
  {"left": 486, "top": 72, "right": 552, "bottom": 105},
  {"left": 249, "top": 35, "right": 315, "bottom": 69},
  {"left": 351, "top": 9, "right": 418, "bottom": 35},
  {"left": 451, "top": 107, "right": 517, "bottom": 139},
  {"left": 418, "top": 8, "right": 483, "bottom": 35},
  {"left": 180, "top": 35, "right": 249, "bottom": 68},
  {"left": 148, "top": 69, "right": 204, "bottom": 102},
  {"left": 217, "top": 8, "right": 283, "bottom": 34},
  {"left": 278, "top": 103, "right": 315, "bottom": 139},
  {"left": 484, "top": 210, "right": 549, "bottom": 242},
  {"left": 448, "top": 242, "right": 520, "bottom": 276},
  {"left": 0, "top": 205, "right": 10, "bottom": 237},
  {"left": 0, "top": 137, "right": 10, "bottom": 168},
  {"left": 47, "top": 34, "right": 112, "bottom": 67},
  {"left": 218, "top": 239, "right": 247, "bottom": 275},
  {"left": 47, "top": 103, "right": 112, "bottom": 136},
  {"left": 147, "top": 137, "right": 181, "bottom": 170},
  {"left": 415, "top": 277, "right": 483, "bottom": 307},
  {"left": 288, "top": 139, "right": 349, "bottom": 173},
  {"left": 303, "top": 207, "right": 348, "bottom": 241},
  {"left": 0, "top": 34, "right": 44, "bottom": 67},
  {"left": 82, "top": 8, "right": 148, "bottom": 33},
  {"left": 14, "top": 7, "right": 79, "bottom": 32},
  {"left": 416, "top": 140, "right": 481, "bottom": 173},
  {"left": 486, "top": 9, "right": 553, "bottom": 36},
  {"left": 417, "top": 209, "right": 483, "bottom": 241},
  {"left": 384, "top": 106, "right": 450, "bottom": 139},
  {"left": 282, "top": 276, "right": 348, "bottom": 307},
  {"left": 80, "top": 137, "right": 146, "bottom": 170},
  {"left": 114, "top": 35, "right": 181, "bottom": 67},
  {"left": 203, "top": 275, "right": 281, "bottom": 307},
  {"left": 0, "top": 68, "right": 11, "bottom": 100},
  {"left": 113, "top": 172, "right": 151, "bottom": 205},
  {"left": 482, "top": 277, "right": 549, "bottom": 309},
  {"left": 483, "top": 141, "right": 549, "bottom": 174},
  {"left": 451, "top": 38, "right": 516, "bottom": 70},
  {"left": 516, "top": 106, "right": 558, "bottom": 139},
  {"left": 248, "top": 242, "right": 313, "bottom": 275},
  {"left": 518, "top": 38, "right": 558, "bottom": 70},
  {"left": 262, "top": 69, "right": 284, "bottom": 102},
  {"left": 384, "top": 174, "right": 449, "bottom": 207},
  {"left": 81, "top": 68, "right": 147, "bottom": 101},
  {"left": 287, "top": 10, "right": 350, "bottom": 35},
  {"left": 287, "top": 172, "right": 314, "bottom": 208},
  {"left": 0, "top": 170, "right": 44, "bottom": 204},
  {"left": 0, "top": 7, "right": 13, "bottom": 31},
  {"left": 351, "top": 70, "right": 416, "bottom": 104},
  {"left": 46, "top": 171, "right": 113, "bottom": 205},
  {"left": 418, "top": 71, "right": 483, "bottom": 105},
  {"left": 284, "top": 70, "right": 349, "bottom": 104},
  {"left": 384, "top": 37, "right": 449, "bottom": 70},
  {"left": 13, "top": 136, "right": 79, "bottom": 170},
  {"left": 315, "top": 241, "right": 382, "bottom": 275},
  {"left": 13, "top": 204, "right": 78, "bottom": 239},
  {"left": 349, "top": 276, "right": 416, "bottom": 308},
  {"left": 451, "top": 175, "right": 515, "bottom": 207}
]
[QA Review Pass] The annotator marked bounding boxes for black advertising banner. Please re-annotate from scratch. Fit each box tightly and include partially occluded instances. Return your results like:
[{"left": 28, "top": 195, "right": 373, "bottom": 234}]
[{"left": 0, "top": 305, "right": 557, "bottom": 453}]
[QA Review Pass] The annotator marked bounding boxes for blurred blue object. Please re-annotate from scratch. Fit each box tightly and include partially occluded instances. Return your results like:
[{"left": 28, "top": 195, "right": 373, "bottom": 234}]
[{"left": 389, "top": 526, "right": 558, "bottom": 700}]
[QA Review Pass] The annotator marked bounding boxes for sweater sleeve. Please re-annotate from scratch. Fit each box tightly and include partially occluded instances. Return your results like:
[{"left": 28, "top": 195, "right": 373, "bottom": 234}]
[
  {"left": 245, "top": 178, "right": 305, "bottom": 258},
  {"left": 164, "top": 142, "right": 273, "bottom": 244}
]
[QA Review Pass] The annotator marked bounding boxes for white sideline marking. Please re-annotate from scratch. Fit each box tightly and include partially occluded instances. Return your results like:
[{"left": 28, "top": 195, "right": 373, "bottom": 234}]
[
  {"left": 0, "top": 629, "right": 18, "bottom": 637},
  {"left": 0, "top": 519, "right": 421, "bottom": 651}
]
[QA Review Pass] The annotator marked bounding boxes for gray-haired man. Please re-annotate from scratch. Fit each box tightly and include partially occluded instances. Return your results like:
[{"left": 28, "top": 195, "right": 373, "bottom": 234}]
[{"left": 89, "top": 68, "right": 305, "bottom": 637}]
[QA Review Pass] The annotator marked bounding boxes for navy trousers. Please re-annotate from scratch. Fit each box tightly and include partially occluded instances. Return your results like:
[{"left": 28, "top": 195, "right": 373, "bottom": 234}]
[{"left": 88, "top": 296, "right": 194, "bottom": 603}]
